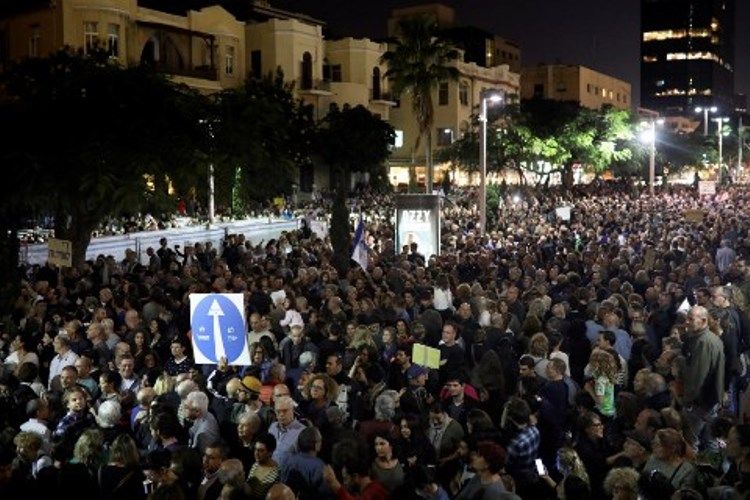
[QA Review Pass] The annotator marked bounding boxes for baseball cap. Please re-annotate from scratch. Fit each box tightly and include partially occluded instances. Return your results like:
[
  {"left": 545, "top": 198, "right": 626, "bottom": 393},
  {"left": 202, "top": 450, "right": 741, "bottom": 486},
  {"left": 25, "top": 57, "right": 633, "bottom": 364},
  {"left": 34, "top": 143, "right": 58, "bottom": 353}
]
[
  {"left": 407, "top": 365, "right": 428, "bottom": 380},
  {"left": 241, "top": 375, "right": 262, "bottom": 394}
]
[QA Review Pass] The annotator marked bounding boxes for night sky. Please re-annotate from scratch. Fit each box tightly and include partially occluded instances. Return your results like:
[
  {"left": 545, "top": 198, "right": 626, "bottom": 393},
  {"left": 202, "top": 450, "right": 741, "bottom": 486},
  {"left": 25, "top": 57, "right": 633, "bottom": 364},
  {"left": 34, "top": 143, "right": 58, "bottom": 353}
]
[{"left": 275, "top": 0, "right": 750, "bottom": 109}]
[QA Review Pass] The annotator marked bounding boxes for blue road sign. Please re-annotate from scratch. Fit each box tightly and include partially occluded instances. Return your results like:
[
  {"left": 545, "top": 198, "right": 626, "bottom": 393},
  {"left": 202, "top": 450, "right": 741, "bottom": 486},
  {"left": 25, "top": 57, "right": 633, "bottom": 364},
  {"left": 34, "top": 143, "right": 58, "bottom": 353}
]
[{"left": 190, "top": 294, "right": 248, "bottom": 364}]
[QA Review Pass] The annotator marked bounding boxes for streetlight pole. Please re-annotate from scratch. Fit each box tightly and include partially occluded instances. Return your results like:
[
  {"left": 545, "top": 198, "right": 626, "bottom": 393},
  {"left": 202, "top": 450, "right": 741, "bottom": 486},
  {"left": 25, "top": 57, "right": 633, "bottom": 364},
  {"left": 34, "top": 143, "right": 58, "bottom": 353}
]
[
  {"left": 200, "top": 119, "right": 216, "bottom": 225},
  {"left": 478, "top": 92, "right": 503, "bottom": 236},
  {"left": 695, "top": 106, "right": 718, "bottom": 136},
  {"left": 648, "top": 122, "right": 656, "bottom": 196},
  {"left": 738, "top": 116, "right": 744, "bottom": 181},
  {"left": 713, "top": 117, "right": 729, "bottom": 183},
  {"left": 641, "top": 119, "right": 663, "bottom": 196}
]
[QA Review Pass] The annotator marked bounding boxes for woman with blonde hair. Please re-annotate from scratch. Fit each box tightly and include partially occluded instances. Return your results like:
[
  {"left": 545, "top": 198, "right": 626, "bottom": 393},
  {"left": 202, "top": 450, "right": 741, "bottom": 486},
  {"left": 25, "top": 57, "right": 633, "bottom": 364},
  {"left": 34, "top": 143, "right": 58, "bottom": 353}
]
[
  {"left": 152, "top": 373, "right": 176, "bottom": 396},
  {"left": 99, "top": 434, "right": 145, "bottom": 499},
  {"left": 603, "top": 467, "right": 640, "bottom": 500},
  {"left": 643, "top": 427, "right": 697, "bottom": 490},
  {"left": 585, "top": 350, "right": 618, "bottom": 418},
  {"left": 528, "top": 332, "right": 550, "bottom": 379}
]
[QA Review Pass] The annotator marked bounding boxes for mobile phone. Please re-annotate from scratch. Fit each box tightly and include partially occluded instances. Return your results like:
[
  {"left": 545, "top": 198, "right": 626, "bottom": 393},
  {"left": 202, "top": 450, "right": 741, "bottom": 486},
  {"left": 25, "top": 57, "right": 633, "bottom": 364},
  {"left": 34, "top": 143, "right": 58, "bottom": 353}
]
[{"left": 535, "top": 458, "right": 547, "bottom": 476}]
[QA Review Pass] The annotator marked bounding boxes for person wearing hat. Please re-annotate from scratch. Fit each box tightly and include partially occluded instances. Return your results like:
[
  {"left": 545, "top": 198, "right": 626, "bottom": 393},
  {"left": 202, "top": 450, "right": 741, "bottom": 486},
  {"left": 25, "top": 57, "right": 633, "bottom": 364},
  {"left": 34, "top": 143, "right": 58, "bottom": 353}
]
[
  {"left": 229, "top": 376, "right": 263, "bottom": 423},
  {"left": 400, "top": 364, "right": 432, "bottom": 418}
]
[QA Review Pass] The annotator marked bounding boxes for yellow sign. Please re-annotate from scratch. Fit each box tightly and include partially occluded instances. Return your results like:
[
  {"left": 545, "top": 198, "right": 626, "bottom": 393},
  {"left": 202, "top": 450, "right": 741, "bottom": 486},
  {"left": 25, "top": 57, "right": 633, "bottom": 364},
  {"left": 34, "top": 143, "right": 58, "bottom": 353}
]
[
  {"left": 684, "top": 209, "right": 705, "bottom": 223},
  {"left": 412, "top": 343, "right": 441, "bottom": 369},
  {"left": 48, "top": 238, "right": 72, "bottom": 267}
]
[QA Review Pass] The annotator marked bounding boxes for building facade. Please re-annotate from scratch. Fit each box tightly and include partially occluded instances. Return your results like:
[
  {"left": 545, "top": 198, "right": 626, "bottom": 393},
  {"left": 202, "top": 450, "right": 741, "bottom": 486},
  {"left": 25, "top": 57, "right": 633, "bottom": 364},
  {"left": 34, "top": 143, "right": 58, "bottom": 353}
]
[
  {"left": 521, "top": 64, "right": 632, "bottom": 111},
  {"left": 388, "top": 56, "right": 520, "bottom": 186},
  {"left": 0, "top": 0, "right": 245, "bottom": 93},
  {"left": 640, "top": 0, "right": 735, "bottom": 116}
]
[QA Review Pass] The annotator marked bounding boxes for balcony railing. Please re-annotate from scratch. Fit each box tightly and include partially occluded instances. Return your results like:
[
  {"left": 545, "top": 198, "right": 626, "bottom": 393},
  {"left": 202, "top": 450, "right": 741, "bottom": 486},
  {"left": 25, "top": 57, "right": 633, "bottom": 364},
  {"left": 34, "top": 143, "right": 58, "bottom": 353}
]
[{"left": 155, "top": 63, "right": 218, "bottom": 81}]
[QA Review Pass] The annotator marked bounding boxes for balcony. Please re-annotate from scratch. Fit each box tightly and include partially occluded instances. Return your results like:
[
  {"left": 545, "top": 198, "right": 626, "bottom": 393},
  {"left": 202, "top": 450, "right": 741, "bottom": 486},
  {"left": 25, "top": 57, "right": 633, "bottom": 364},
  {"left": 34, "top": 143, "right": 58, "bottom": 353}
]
[
  {"left": 298, "top": 79, "right": 333, "bottom": 96},
  {"left": 370, "top": 89, "right": 398, "bottom": 106},
  {"left": 156, "top": 63, "right": 218, "bottom": 81}
]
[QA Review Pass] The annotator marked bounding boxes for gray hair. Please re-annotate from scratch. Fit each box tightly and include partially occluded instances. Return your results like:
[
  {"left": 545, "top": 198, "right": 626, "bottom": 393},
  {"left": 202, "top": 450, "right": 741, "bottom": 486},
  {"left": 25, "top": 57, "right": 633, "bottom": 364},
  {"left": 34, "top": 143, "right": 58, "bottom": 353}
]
[
  {"left": 217, "top": 458, "right": 245, "bottom": 487},
  {"left": 185, "top": 391, "right": 209, "bottom": 414},
  {"left": 176, "top": 379, "right": 199, "bottom": 399},
  {"left": 98, "top": 400, "right": 121, "bottom": 428},
  {"left": 237, "top": 412, "right": 261, "bottom": 433},
  {"left": 274, "top": 395, "right": 296, "bottom": 411},
  {"left": 374, "top": 390, "right": 398, "bottom": 421}
]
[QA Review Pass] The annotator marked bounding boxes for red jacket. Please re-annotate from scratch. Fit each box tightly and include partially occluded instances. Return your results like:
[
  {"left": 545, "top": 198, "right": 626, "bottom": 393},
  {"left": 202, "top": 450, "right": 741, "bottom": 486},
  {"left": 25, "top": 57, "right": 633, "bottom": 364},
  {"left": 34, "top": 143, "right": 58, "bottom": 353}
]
[{"left": 335, "top": 481, "right": 390, "bottom": 500}]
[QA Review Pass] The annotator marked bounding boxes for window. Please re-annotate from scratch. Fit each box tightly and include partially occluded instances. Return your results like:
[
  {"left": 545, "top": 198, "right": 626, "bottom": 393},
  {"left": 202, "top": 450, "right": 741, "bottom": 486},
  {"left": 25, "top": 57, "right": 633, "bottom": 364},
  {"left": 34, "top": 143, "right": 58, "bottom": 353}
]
[
  {"left": 107, "top": 24, "right": 119, "bottom": 58},
  {"left": 301, "top": 52, "right": 312, "bottom": 90},
  {"left": 643, "top": 55, "right": 658, "bottom": 62},
  {"left": 437, "top": 128, "right": 453, "bottom": 146},
  {"left": 616, "top": 93, "right": 620, "bottom": 102},
  {"left": 623, "top": 95, "right": 628, "bottom": 104},
  {"left": 372, "top": 67, "right": 381, "bottom": 99},
  {"left": 533, "top": 83, "right": 544, "bottom": 98},
  {"left": 656, "top": 79, "right": 665, "bottom": 87},
  {"left": 438, "top": 82, "right": 449, "bottom": 105},
  {"left": 331, "top": 64, "right": 342, "bottom": 82},
  {"left": 587, "top": 83, "right": 592, "bottom": 94},
  {"left": 556, "top": 83, "right": 567, "bottom": 92},
  {"left": 225, "top": 46, "right": 235, "bottom": 75},
  {"left": 594, "top": 86, "right": 599, "bottom": 95},
  {"left": 251, "top": 50, "right": 261, "bottom": 77},
  {"left": 459, "top": 82, "right": 469, "bottom": 106},
  {"left": 29, "top": 25, "right": 40, "bottom": 57},
  {"left": 84, "top": 22, "right": 98, "bottom": 54}
]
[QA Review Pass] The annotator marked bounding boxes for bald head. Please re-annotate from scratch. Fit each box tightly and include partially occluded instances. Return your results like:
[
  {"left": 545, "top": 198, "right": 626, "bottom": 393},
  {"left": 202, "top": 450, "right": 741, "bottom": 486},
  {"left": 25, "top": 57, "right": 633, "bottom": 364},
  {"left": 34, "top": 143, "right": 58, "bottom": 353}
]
[{"left": 266, "top": 483, "right": 295, "bottom": 500}]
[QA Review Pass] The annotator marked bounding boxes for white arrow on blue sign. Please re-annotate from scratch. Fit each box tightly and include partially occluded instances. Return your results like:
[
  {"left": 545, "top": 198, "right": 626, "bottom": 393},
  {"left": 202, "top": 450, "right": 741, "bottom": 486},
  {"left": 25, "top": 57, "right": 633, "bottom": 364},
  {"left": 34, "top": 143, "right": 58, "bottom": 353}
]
[{"left": 189, "top": 293, "right": 250, "bottom": 365}]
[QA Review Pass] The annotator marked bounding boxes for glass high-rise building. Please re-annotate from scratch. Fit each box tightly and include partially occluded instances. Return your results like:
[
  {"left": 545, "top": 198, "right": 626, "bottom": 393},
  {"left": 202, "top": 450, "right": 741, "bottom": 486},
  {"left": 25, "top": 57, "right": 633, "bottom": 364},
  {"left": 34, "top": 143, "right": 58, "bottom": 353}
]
[{"left": 641, "top": 0, "right": 734, "bottom": 116}]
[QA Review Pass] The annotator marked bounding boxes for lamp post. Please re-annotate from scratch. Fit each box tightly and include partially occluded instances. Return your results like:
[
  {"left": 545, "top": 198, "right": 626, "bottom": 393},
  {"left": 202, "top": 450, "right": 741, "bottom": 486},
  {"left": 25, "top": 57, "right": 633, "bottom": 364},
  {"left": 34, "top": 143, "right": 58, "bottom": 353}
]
[
  {"left": 478, "top": 92, "right": 503, "bottom": 236},
  {"left": 199, "top": 119, "right": 216, "bottom": 225},
  {"left": 640, "top": 118, "right": 664, "bottom": 196},
  {"left": 695, "top": 105, "right": 718, "bottom": 136},
  {"left": 713, "top": 116, "right": 730, "bottom": 183}
]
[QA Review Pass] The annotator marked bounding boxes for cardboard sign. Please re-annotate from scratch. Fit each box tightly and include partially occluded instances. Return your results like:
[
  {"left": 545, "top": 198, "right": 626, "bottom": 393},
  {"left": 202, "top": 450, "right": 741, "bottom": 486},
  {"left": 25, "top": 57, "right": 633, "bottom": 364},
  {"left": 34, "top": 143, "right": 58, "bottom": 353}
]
[
  {"left": 684, "top": 209, "right": 705, "bottom": 223},
  {"left": 412, "top": 343, "right": 441, "bottom": 369},
  {"left": 555, "top": 206, "right": 572, "bottom": 221},
  {"left": 47, "top": 238, "right": 72, "bottom": 267},
  {"left": 698, "top": 181, "right": 716, "bottom": 196}
]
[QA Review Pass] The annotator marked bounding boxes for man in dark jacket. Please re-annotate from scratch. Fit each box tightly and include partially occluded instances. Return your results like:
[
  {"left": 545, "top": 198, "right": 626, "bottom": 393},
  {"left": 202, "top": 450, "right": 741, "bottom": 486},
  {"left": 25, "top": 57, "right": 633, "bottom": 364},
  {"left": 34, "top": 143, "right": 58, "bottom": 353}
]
[{"left": 682, "top": 305, "right": 725, "bottom": 450}]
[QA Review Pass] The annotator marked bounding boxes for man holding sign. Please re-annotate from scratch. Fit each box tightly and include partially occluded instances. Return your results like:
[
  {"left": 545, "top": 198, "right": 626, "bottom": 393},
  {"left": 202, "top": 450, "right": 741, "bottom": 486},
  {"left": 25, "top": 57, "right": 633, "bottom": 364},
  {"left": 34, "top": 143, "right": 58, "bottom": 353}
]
[{"left": 190, "top": 293, "right": 251, "bottom": 366}]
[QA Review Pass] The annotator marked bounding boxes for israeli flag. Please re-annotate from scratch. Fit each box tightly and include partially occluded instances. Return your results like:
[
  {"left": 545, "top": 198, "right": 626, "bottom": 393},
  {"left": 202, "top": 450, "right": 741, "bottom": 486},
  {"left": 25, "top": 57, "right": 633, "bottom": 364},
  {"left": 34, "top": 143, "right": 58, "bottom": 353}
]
[{"left": 351, "top": 216, "right": 369, "bottom": 270}]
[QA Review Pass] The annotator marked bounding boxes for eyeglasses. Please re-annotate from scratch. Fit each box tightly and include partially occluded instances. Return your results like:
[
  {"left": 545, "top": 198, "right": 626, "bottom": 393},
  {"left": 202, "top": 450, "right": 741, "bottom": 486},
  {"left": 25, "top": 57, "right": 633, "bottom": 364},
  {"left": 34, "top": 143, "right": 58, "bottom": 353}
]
[{"left": 590, "top": 422, "right": 603, "bottom": 428}]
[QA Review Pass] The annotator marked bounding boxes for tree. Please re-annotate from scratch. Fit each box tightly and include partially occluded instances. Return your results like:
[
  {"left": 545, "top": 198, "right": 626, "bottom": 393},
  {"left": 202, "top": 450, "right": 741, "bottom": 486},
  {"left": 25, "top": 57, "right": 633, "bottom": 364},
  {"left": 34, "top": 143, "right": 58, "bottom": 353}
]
[
  {"left": 316, "top": 104, "right": 394, "bottom": 275},
  {"left": 0, "top": 48, "right": 208, "bottom": 269},
  {"left": 381, "top": 15, "right": 458, "bottom": 193},
  {"left": 211, "top": 69, "right": 316, "bottom": 211}
]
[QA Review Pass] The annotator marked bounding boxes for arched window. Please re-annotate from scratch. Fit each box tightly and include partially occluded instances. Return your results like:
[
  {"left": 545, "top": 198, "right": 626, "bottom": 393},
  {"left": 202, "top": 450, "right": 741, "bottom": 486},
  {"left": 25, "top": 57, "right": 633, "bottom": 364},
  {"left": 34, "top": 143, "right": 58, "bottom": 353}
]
[
  {"left": 301, "top": 52, "right": 313, "bottom": 90},
  {"left": 140, "top": 37, "right": 159, "bottom": 65},
  {"left": 372, "top": 67, "right": 381, "bottom": 100}
]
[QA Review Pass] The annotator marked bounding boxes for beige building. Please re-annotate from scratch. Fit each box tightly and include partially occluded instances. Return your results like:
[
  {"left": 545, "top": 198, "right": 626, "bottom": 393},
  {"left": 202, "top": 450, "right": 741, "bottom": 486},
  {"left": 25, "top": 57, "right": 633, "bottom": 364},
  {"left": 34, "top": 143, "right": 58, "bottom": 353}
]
[
  {"left": 521, "top": 64, "right": 632, "bottom": 111},
  {"left": 388, "top": 54, "right": 520, "bottom": 186},
  {"left": 0, "top": 0, "right": 245, "bottom": 93}
]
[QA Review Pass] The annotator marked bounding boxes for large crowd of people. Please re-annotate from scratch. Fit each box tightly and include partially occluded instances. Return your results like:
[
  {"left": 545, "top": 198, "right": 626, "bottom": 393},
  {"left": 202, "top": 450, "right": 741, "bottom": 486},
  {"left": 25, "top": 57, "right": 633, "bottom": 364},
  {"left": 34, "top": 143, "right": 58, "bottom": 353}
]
[{"left": 2, "top": 182, "right": 750, "bottom": 500}]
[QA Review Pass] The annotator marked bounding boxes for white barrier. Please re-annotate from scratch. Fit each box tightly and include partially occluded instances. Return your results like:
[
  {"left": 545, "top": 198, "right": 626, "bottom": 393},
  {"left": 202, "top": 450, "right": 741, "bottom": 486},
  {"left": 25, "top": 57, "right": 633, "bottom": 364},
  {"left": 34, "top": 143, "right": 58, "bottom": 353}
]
[{"left": 20, "top": 218, "right": 299, "bottom": 266}]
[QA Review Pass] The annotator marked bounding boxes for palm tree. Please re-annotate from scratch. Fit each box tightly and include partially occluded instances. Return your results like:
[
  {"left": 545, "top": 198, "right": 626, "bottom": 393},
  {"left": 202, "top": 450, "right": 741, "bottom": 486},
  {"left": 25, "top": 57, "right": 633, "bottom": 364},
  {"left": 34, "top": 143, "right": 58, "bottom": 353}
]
[{"left": 381, "top": 15, "right": 458, "bottom": 193}]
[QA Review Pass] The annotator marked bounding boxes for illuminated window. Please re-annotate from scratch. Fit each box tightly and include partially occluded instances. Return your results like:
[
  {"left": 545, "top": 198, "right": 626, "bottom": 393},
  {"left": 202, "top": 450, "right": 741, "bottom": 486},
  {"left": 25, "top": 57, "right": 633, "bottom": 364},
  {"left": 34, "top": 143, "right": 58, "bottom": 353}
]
[
  {"left": 608, "top": 90, "right": 613, "bottom": 99},
  {"left": 107, "top": 24, "right": 119, "bottom": 58},
  {"left": 656, "top": 80, "right": 665, "bottom": 87},
  {"left": 643, "top": 55, "right": 658, "bottom": 62},
  {"left": 29, "top": 25, "right": 40, "bottom": 57},
  {"left": 601, "top": 88, "right": 606, "bottom": 97},
  {"left": 654, "top": 88, "right": 687, "bottom": 97},
  {"left": 225, "top": 46, "right": 234, "bottom": 75},
  {"left": 711, "top": 18, "right": 719, "bottom": 31},
  {"left": 437, "top": 128, "right": 454, "bottom": 146},
  {"left": 666, "top": 52, "right": 722, "bottom": 64},
  {"left": 643, "top": 29, "right": 711, "bottom": 42},
  {"left": 84, "top": 21, "right": 98, "bottom": 54}
]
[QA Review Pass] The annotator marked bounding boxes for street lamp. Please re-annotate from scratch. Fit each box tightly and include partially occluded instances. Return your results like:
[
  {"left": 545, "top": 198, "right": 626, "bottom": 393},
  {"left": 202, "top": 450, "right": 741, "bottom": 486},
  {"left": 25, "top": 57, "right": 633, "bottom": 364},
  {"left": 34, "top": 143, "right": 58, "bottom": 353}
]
[
  {"left": 640, "top": 118, "right": 664, "bottom": 196},
  {"left": 199, "top": 118, "right": 216, "bottom": 225},
  {"left": 712, "top": 116, "right": 730, "bottom": 182},
  {"left": 479, "top": 91, "right": 503, "bottom": 236},
  {"left": 695, "top": 105, "right": 718, "bottom": 136}
]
